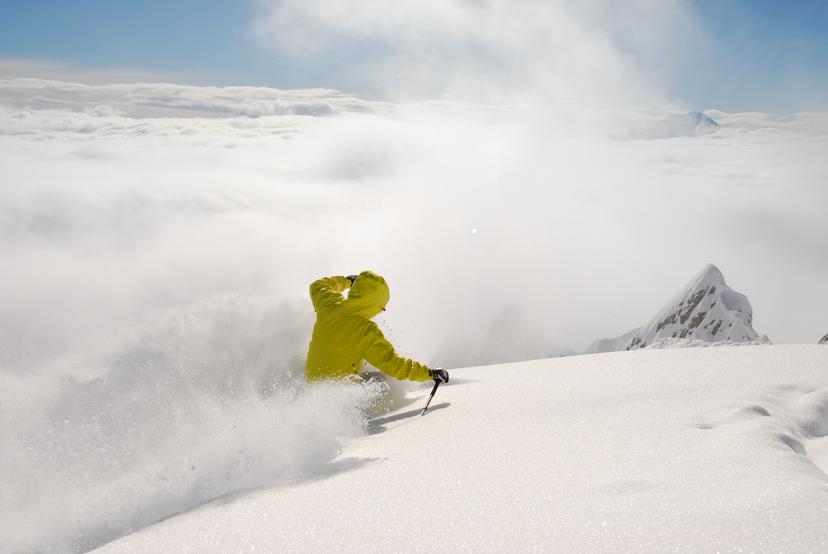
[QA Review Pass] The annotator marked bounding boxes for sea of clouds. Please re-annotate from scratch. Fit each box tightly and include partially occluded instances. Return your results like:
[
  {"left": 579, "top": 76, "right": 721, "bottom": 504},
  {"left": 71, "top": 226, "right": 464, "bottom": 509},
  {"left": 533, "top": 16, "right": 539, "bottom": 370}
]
[{"left": 2, "top": 1, "right": 828, "bottom": 551}]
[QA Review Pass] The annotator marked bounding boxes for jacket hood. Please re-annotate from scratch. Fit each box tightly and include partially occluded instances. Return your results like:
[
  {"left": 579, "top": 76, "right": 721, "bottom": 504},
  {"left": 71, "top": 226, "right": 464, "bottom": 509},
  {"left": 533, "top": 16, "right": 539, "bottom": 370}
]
[{"left": 343, "top": 271, "right": 389, "bottom": 318}]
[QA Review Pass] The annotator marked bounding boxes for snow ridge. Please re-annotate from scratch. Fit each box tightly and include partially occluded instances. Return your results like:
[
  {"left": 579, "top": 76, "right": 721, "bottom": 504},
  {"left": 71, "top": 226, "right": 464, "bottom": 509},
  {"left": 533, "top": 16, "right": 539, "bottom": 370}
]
[
  {"left": 695, "top": 383, "right": 828, "bottom": 477},
  {"left": 588, "top": 264, "right": 768, "bottom": 353}
]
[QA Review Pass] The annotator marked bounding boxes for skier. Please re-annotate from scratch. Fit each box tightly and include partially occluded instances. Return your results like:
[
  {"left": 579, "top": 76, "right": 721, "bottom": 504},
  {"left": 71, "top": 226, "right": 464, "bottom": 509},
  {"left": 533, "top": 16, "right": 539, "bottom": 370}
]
[{"left": 305, "top": 271, "right": 449, "bottom": 384}]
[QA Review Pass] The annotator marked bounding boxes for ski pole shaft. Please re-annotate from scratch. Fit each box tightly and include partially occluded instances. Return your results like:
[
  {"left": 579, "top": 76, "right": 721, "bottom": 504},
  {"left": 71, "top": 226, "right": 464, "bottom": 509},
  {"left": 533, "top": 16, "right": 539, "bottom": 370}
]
[{"left": 420, "top": 381, "right": 441, "bottom": 416}]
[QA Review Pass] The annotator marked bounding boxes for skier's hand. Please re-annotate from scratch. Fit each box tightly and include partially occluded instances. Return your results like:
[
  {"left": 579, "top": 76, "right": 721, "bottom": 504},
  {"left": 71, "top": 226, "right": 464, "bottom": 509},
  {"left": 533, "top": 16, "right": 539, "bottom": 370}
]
[
  {"left": 346, "top": 275, "right": 358, "bottom": 286},
  {"left": 430, "top": 368, "right": 449, "bottom": 384}
]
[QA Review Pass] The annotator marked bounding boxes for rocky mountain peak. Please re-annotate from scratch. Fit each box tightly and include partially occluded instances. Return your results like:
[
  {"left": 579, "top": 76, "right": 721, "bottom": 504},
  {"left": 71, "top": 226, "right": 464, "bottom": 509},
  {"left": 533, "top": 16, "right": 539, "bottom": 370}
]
[{"left": 588, "top": 264, "right": 768, "bottom": 353}]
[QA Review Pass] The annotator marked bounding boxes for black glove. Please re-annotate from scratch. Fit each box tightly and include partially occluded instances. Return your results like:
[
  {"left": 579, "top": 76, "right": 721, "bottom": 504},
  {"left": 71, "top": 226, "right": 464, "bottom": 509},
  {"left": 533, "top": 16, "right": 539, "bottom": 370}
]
[
  {"left": 346, "top": 275, "right": 358, "bottom": 286},
  {"left": 430, "top": 368, "right": 449, "bottom": 384}
]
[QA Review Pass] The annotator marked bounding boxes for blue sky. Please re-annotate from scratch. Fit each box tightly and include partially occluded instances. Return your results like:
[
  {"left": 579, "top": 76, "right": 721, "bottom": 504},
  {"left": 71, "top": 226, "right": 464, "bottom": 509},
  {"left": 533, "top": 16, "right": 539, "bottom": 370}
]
[
  {"left": 685, "top": 0, "right": 828, "bottom": 112},
  {"left": 1, "top": 0, "right": 826, "bottom": 112},
  {"left": 0, "top": 1, "right": 278, "bottom": 84}
]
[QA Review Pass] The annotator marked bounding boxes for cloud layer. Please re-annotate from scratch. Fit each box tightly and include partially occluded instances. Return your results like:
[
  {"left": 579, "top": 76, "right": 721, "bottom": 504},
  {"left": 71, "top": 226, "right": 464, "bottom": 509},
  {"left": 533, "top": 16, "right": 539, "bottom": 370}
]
[{"left": 2, "top": 77, "right": 827, "bottom": 364}]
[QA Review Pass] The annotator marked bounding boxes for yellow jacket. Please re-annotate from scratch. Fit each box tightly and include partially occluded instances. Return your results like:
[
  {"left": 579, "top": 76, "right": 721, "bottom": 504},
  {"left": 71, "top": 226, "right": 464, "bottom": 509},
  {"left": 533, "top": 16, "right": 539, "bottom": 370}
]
[{"left": 305, "top": 272, "right": 432, "bottom": 382}]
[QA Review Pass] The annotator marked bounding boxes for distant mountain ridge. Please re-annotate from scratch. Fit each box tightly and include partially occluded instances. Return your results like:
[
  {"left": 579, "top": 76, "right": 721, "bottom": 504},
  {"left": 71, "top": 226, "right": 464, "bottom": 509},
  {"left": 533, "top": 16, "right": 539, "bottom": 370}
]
[
  {"left": 588, "top": 264, "right": 769, "bottom": 353},
  {"left": 629, "top": 111, "right": 720, "bottom": 139}
]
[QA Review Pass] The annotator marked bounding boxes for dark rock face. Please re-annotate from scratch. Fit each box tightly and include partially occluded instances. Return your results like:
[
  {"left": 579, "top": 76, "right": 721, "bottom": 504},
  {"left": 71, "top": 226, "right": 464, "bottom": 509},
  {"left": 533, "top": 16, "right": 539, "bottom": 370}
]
[{"left": 819, "top": 334, "right": 828, "bottom": 345}]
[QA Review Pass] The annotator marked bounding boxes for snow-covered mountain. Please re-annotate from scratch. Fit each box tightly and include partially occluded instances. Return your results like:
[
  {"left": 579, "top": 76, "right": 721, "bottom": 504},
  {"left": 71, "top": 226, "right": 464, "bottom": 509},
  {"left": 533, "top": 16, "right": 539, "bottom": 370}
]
[
  {"left": 93, "top": 346, "right": 828, "bottom": 553},
  {"left": 629, "top": 111, "right": 720, "bottom": 139},
  {"left": 588, "top": 264, "right": 768, "bottom": 353}
]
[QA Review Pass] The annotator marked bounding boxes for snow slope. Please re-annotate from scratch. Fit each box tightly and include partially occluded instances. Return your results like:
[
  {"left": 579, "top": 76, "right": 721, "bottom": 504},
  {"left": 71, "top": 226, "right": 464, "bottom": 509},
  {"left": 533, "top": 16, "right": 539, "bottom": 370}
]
[
  {"left": 95, "top": 345, "right": 828, "bottom": 553},
  {"left": 588, "top": 264, "right": 768, "bottom": 353}
]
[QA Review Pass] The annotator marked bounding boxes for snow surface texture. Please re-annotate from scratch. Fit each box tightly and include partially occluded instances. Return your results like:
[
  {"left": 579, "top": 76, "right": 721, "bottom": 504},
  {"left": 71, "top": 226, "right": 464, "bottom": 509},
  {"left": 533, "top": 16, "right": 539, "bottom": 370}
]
[
  {"left": 93, "top": 346, "right": 828, "bottom": 553},
  {"left": 645, "top": 337, "right": 770, "bottom": 349},
  {"left": 588, "top": 264, "right": 768, "bottom": 353}
]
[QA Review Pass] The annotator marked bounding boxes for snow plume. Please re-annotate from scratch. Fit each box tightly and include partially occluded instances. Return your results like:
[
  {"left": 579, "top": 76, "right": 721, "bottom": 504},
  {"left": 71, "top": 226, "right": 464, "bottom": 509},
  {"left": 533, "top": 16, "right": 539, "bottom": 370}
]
[
  {"left": 0, "top": 296, "right": 383, "bottom": 553},
  {"left": 0, "top": 99, "right": 391, "bottom": 551}
]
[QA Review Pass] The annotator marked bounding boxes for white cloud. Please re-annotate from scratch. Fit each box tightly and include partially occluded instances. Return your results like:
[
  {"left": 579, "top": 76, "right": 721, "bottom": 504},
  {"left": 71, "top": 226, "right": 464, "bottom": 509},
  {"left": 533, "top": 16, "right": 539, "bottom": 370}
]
[
  {"left": 1, "top": 77, "right": 826, "bottom": 368},
  {"left": 0, "top": 75, "right": 384, "bottom": 119},
  {"left": 251, "top": 0, "right": 707, "bottom": 106}
]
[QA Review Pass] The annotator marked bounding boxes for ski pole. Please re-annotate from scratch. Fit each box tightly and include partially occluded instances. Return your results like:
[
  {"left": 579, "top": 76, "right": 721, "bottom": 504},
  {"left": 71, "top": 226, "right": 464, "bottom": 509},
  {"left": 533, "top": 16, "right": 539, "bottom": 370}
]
[{"left": 420, "top": 380, "right": 441, "bottom": 416}]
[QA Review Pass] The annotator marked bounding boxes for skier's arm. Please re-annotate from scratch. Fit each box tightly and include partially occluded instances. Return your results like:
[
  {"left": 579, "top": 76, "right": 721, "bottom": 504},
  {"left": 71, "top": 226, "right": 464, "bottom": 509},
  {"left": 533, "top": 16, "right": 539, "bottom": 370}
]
[
  {"left": 309, "top": 276, "right": 351, "bottom": 312},
  {"left": 363, "top": 323, "right": 432, "bottom": 382}
]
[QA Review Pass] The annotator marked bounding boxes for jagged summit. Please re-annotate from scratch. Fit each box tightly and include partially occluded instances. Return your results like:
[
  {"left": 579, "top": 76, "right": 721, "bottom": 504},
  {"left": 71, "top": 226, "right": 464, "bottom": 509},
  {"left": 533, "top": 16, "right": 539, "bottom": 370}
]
[
  {"left": 663, "top": 111, "right": 720, "bottom": 137},
  {"left": 629, "top": 111, "right": 720, "bottom": 139},
  {"left": 588, "top": 264, "right": 768, "bottom": 353},
  {"left": 819, "top": 334, "right": 828, "bottom": 345}
]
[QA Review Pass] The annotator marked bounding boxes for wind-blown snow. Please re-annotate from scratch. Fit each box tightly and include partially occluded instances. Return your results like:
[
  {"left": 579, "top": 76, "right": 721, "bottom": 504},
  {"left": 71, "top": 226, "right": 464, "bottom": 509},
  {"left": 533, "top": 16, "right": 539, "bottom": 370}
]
[
  {"left": 0, "top": 297, "right": 393, "bottom": 553},
  {"left": 94, "top": 346, "right": 828, "bottom": 553}
]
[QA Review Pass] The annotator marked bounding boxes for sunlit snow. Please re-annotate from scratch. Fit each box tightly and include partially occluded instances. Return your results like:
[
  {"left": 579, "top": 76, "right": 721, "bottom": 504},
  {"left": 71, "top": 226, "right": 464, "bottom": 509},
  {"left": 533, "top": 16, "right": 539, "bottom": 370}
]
[{"left": 2, "top": 78, "right": 828, "bottom": 552}]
